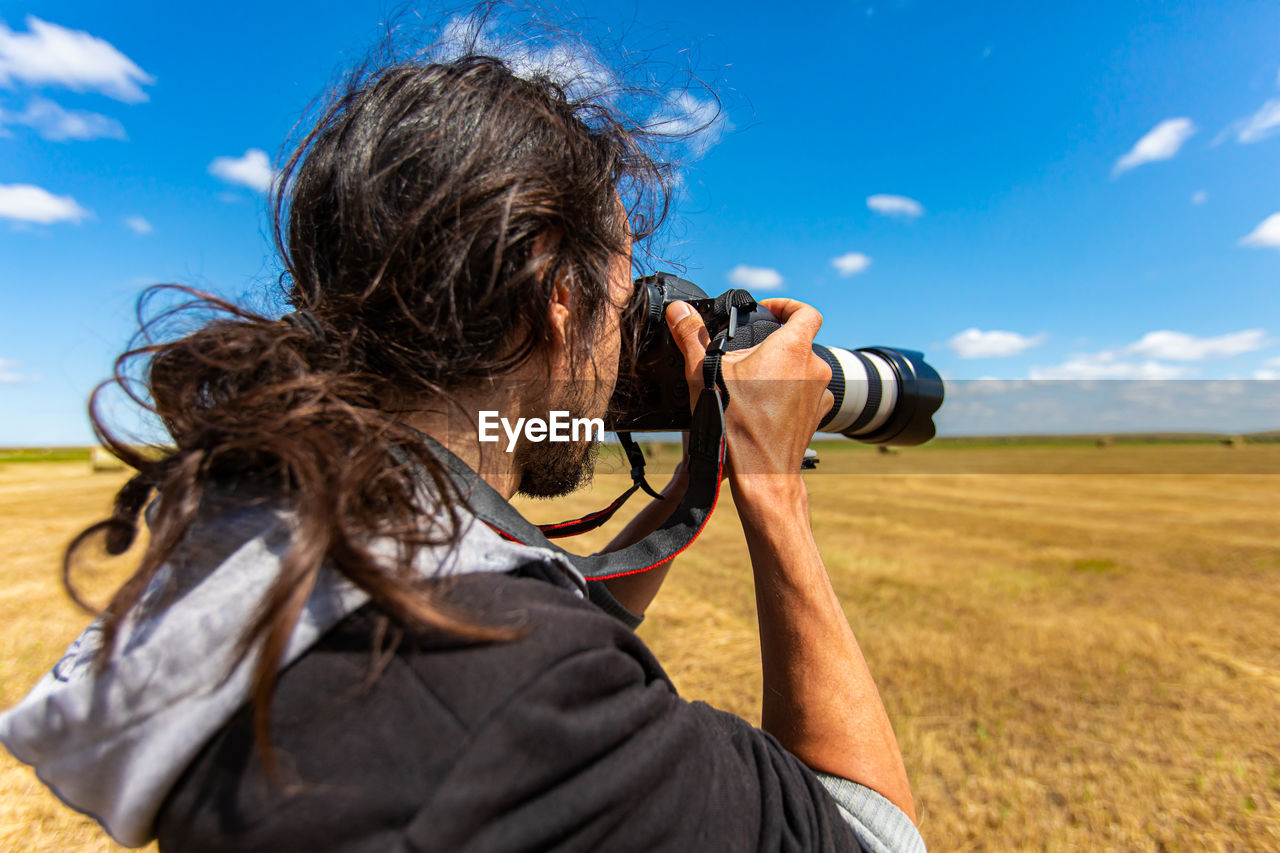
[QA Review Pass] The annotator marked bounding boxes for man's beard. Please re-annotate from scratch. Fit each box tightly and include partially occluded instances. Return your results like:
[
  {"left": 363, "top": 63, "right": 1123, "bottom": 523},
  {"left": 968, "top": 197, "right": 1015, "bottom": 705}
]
[
  {"left": 512, "top": 378, "right": 607, "bottom": 499},
  {"left": 513, "top": 434, "right": 600, "bottom": 498}
]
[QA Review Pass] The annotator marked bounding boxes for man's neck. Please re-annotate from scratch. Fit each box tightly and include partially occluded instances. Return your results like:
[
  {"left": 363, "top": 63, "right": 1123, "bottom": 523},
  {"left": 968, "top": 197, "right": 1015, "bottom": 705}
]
[{"left": 402, "top": 386, "right": 526, "bottom": 500}]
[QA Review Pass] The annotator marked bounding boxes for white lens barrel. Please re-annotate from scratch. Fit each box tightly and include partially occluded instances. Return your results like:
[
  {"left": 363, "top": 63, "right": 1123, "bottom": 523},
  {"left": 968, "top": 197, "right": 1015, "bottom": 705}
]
[{"left": 821, "top": 347, "right": 899, "bottom": 436}]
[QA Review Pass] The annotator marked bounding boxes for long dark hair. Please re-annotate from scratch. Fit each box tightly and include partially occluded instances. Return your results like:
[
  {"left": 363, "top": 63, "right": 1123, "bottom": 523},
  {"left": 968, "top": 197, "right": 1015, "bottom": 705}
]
[{"left": 66, "top": 37, "right": 689, "bottom": 760}]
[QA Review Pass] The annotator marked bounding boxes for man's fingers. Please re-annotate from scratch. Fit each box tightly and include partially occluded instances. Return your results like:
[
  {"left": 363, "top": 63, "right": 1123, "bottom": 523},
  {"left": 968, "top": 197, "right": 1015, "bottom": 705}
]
[
  {"left": 758, "top": 298, "right": 823, "bottom": 340},
  {"left": 666, "top": 301, "right": 710, "bottom": 377}
]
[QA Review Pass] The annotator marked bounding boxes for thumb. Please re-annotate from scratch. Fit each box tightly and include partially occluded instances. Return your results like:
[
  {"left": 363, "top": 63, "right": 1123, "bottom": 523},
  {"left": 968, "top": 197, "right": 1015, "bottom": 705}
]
[{"left": 666, "top": 301, "right": 710, "bottom": 379}]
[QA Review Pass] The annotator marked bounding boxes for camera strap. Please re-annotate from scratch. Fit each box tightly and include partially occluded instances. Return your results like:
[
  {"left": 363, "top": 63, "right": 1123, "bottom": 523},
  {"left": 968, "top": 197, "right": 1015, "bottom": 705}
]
[
  {"left": 427, "top": 355, "right": 731, "bottom": 581},
  {"left": 543, "top": 319, "right": 741, "bottom": 541},
  {"left": 534, "top": 432, "right": 663, "bottom": 539}
]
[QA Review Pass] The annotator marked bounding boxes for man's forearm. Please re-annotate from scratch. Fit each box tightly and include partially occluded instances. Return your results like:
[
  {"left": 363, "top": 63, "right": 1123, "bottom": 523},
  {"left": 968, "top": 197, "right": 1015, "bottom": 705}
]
[{"left": 734, "top": 475, "right": 917, "bottom": 823}]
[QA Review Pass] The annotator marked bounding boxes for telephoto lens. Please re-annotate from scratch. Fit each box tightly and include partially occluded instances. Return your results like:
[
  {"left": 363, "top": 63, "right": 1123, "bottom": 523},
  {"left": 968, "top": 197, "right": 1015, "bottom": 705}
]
[
  {"left": 812, "top": 345, "right": 943, "bottom": 444},
  {"left": 606, "top": 273, "right": 945, "bottom": 445}
]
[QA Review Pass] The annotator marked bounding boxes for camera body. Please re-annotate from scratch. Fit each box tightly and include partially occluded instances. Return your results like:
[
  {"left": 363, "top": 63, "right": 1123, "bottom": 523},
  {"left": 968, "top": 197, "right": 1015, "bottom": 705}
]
[{"left": 606, "top": 273, "right": 944, "bottom": 445}]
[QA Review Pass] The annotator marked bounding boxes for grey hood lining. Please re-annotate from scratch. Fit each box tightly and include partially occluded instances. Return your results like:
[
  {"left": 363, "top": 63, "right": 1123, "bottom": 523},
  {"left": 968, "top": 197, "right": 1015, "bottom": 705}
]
[{"left": 0, "top": 497, "right": 585, "bottom": 848}]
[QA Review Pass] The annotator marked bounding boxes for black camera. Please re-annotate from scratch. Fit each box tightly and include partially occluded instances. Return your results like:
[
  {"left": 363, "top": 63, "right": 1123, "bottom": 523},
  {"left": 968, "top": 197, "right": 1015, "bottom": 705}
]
[{"left": 606, "top": 273, "right": 944, "bottom": 445}]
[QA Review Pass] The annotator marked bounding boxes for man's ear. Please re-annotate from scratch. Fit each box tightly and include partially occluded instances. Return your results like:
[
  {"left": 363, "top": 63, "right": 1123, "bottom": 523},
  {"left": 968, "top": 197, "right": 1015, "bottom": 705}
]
[{"left": 547, "top": 275, "right": 572, "bottom": 350}]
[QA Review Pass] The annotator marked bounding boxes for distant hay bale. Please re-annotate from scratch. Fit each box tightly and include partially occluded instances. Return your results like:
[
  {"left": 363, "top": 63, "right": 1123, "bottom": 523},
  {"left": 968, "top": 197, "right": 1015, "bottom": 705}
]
[
  {"left": 1096, "top": 436, "right": 1115, "bottom": 449},
  {"left": 1222, "top": 435, "right": 1245, "bottom": 449},
  {"left": 877, "top": 445, "right": 899, "bottom": 455},
  {"left": 90, "top": 446, "right": 126, "bottom": 472}
]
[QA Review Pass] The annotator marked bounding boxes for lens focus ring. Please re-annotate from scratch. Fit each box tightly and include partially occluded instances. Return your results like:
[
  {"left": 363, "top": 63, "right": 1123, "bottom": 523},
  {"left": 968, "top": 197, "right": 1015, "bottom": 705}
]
[{"left": 813, "top": 345, "right": 845, "bottom": 430}]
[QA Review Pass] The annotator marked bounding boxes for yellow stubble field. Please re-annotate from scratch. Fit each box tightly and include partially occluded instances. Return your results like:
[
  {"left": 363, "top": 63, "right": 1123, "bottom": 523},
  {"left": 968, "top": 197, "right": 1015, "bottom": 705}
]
[{"left": 2, "top": 443, "right": 1278, "bottom": 851}]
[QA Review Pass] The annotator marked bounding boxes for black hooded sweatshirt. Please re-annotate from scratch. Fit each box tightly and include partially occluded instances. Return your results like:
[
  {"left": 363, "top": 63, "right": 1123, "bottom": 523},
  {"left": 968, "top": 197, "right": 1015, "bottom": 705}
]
[{"left": 155, "top": 571, "right": 866, "bottom": 852}]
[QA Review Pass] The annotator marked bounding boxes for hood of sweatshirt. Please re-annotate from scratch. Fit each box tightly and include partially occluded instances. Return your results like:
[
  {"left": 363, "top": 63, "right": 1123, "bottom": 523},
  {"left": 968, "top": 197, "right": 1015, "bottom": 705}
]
[{"left": 0, "top": 492, "right": 586, "bottom": 848}]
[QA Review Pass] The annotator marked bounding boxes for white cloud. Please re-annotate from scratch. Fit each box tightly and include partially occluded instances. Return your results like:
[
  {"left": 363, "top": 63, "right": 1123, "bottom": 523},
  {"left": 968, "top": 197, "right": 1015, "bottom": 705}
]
[
  {"left": 942, "top": 377, "right": 1280, "bottom": 435},
  {"left": 728, "top": 265, "right": 783, "bottom": 291},
  {"left": 0, "top": 96, "right": 124, "bottom": 141},
  {"left": 866, "top": 194, "right": 924, "bottom": 219},
  {"left": 0, "top": 16, "right": 154, "bottom": 102},
  {"left": 124, "top": 215, "right": 151, "bottom": 234},
  {"left": 437, "top": 13, "right": 726, "bottom": 165},
  {"left": 1224, "top": 98, "right": 1280, "bottom": 145},
  {"left": 435, "top": 15, "right": 611, "bottom": 100},
  {"left": 1112, "top": 117, "right": 1196, "bottom": 176},
  {"left": 830, "top": 252, "right": 872, "bottom": 277},
  {"left": 1026, "top": 328, "right": 1269, "bottom": 380},
  {"left": 1256, "top": 368, "right": 1280, "bottom": 380},
  {"left": 439, "top": 15, "right": 726, "bottom": 160},
  {"left": 0, "top": 358, "right": 25, "bottom": 383},
  {"left": 948, "top": 328, "right": 1047, "bottom": 358},
  {"left": 650, "top": 92, "right": 727, "bottom": 159},
  {"left": 0, "top": 183, "right": 89, "bottom": 224},
  {"left": 1126, "top": 329, "right": 1268, "bottom": 361},
  {"left": 1239, "top": 212, "right": 1280, "bottom": 249},
  {"left": 1191, "top": 190, "right": 1208, "bottom": 205},
  {"left": 209, "top": 149, "right": 275, "bottom": 193},
  {"left": 1028, "top": 353, "right": 1189, "bottom": 380}
]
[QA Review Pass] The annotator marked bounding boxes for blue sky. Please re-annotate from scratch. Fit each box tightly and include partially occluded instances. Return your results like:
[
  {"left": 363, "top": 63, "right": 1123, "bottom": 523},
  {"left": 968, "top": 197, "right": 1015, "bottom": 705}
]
[{"left": 1, "top": 1, "right": 1279, "bottom": 444}]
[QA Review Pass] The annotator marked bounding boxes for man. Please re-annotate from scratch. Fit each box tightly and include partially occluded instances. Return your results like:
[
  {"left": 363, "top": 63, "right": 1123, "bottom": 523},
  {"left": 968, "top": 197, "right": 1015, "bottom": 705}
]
[{"left": 1, "top": 53, "right": 924, "bottom": 852}]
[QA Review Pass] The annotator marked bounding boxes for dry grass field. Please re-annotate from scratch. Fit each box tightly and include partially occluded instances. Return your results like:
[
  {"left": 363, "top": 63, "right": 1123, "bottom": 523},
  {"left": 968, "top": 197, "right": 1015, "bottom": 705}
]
[{"left": 3, "top": 444, "right": 1279, "bottom": 851}]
